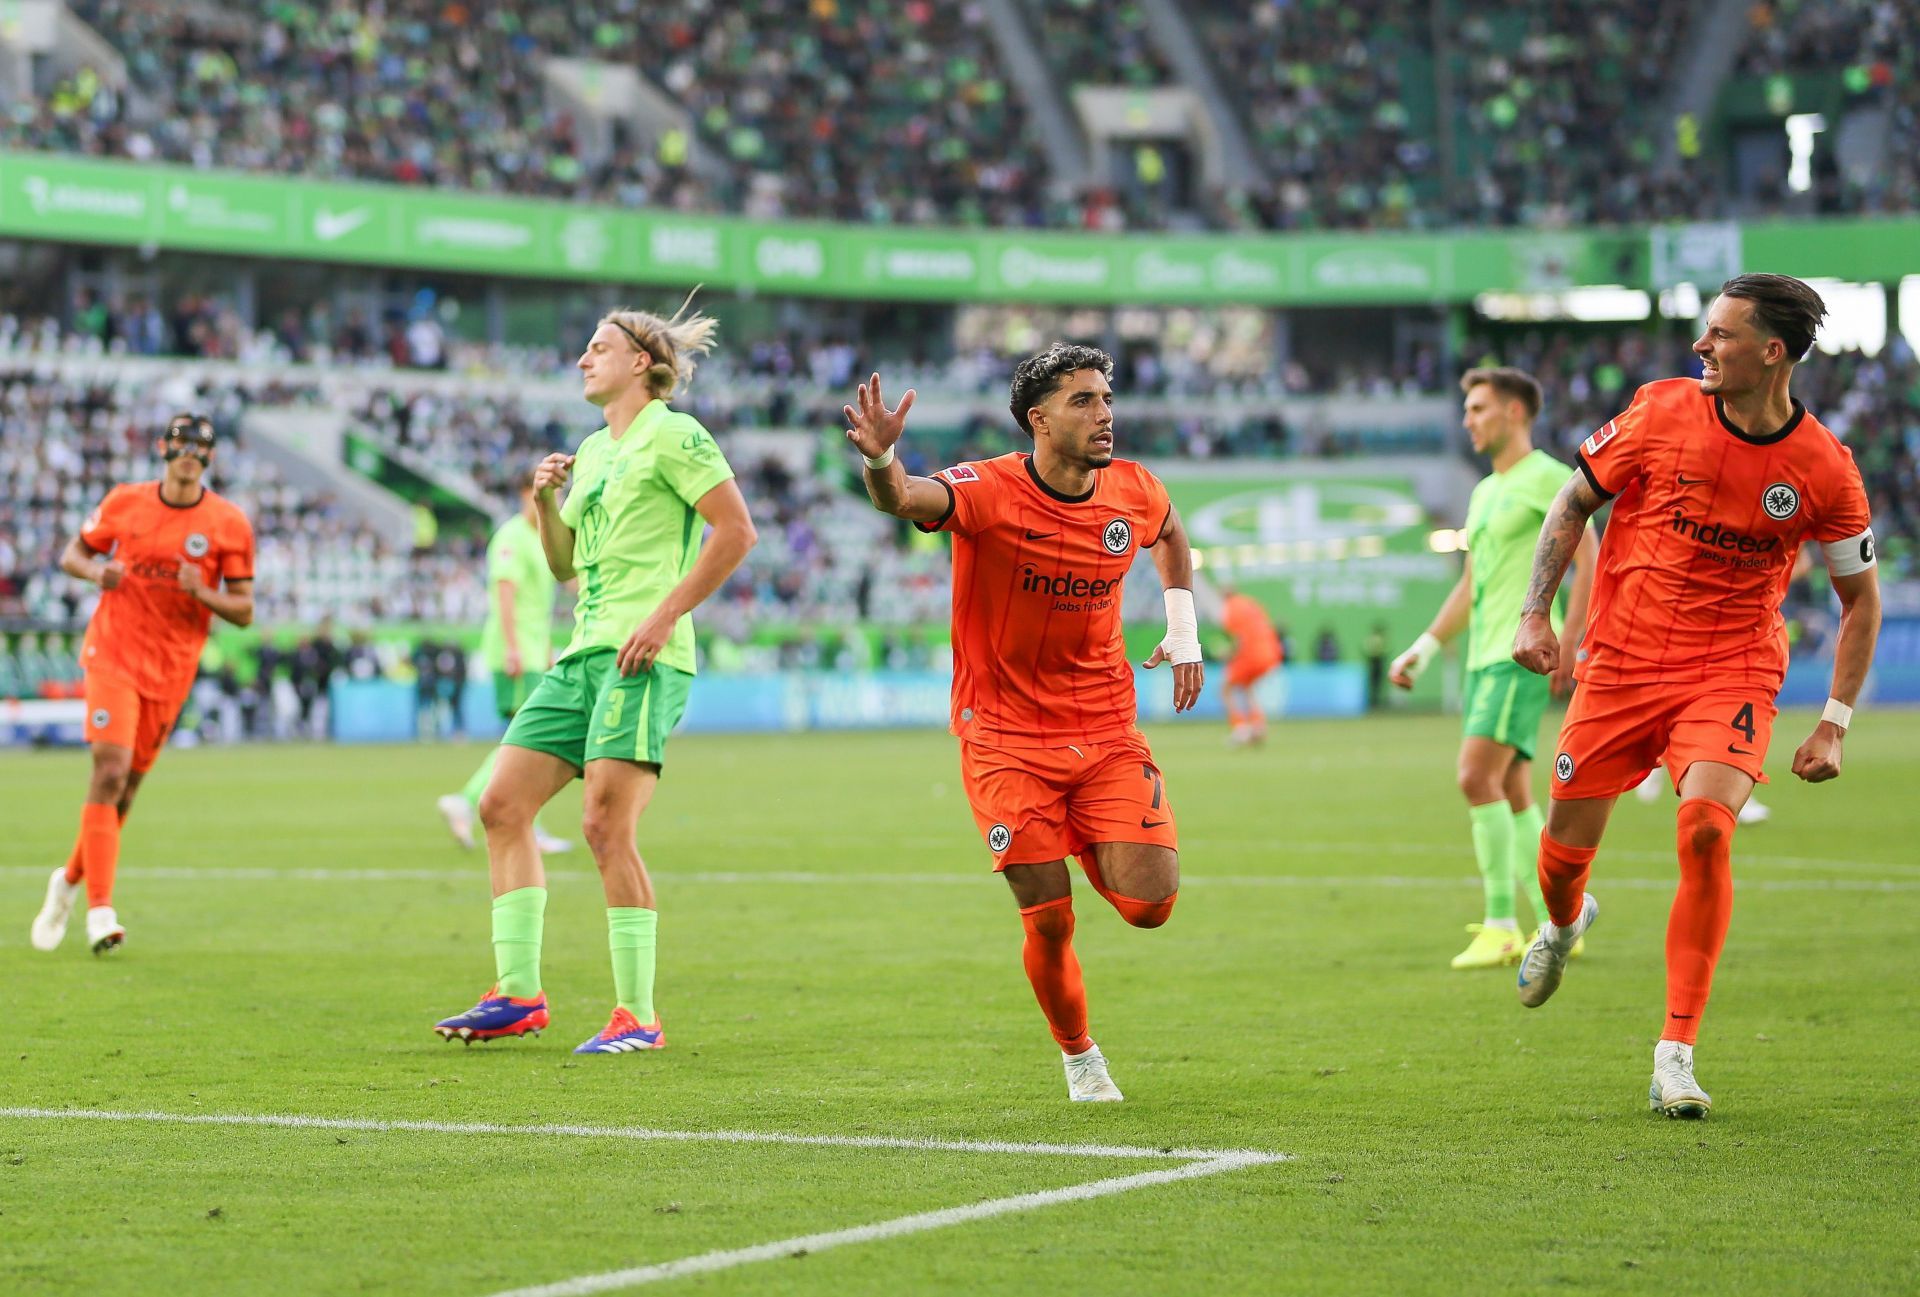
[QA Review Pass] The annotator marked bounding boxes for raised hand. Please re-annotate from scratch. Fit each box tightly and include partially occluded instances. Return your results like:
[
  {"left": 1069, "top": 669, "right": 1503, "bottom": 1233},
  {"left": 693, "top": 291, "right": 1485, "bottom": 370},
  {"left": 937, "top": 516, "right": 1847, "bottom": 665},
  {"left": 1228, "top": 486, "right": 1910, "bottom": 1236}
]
[
  {"left": 533, "top": 453, "right": 574, "bottom": 496},
  {"left": 1790, "top": 722, "right": 1844, "bottom": 783},
  {"left": 843, "top": 373, "right": 917, "bottom": 461},
  {"left": 1512, "top": 611, "right": 1559, "bottom": 677}
]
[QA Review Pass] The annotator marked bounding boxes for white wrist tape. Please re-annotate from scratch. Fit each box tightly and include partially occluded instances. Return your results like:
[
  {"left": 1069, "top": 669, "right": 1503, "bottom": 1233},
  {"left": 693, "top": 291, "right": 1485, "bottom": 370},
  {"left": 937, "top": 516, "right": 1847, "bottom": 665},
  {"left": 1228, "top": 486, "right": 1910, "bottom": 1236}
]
[
  {"left": 1160, "top": 588, "right": 1202, "bottom": 664},
  {"left": 862, "top": 446, "right": 895, "bottom": 470},
  {"left": 1823, "top": 698, "right": 1854, "bottom": 730},
  {"left": 1401, "top": 632, "right": 1443, "bottom": 680}
]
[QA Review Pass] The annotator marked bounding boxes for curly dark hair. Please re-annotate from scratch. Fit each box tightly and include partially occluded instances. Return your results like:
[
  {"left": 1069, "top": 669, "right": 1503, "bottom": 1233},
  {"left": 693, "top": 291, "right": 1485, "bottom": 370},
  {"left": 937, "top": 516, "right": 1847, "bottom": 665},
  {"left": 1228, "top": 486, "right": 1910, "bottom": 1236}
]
[
  {"left": 1008, "top": 343, "right": 1114, "bottom": 437},
  {"left": 1719, "top": 273, "right": 1827, "bottom": 361}
]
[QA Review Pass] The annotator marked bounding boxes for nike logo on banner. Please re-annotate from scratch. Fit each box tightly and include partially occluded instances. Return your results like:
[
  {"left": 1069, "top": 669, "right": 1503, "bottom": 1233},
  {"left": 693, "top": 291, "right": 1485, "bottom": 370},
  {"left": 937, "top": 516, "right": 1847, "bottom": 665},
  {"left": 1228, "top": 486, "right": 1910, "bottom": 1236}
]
[
  {"left": 1727, "top": 744, "right": 1753, "bottom": 755},
  {"left": 1677, "top": 473, "right": 1712, "bottom": 486},
  {"left": 1024, "top": 529, "right": 1056, "bottom": 540},
  {"left": 1140, "top": 818, "right": 1167, "bottom": 829},
  {"left": 313, "top": 207, "right": 373, "bottom": 242}
]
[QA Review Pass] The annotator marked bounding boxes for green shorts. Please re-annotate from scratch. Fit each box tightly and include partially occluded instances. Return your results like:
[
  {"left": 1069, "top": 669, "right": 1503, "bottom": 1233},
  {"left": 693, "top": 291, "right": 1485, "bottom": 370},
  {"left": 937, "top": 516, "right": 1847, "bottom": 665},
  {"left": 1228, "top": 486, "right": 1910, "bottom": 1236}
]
[
  {"left": 502, "top": 648, "right": 693, "bottom": 771},
  {"left": 493, "top": 670, "right": 543, "bottom": 719},
  {"left": 1462, "top": 660, "right": 1552, "bottom": 760}
]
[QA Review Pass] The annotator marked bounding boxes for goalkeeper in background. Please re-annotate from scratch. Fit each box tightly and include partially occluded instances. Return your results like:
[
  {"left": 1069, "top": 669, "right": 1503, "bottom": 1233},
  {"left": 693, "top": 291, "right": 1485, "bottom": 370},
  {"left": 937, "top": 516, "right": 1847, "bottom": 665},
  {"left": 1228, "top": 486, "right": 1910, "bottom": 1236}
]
[
  {"left": 439, "top": 468, "right": 573, "bottom": 856},
  {"left": 1390, "top": 368, "right": 1596, "bottom": 969}
]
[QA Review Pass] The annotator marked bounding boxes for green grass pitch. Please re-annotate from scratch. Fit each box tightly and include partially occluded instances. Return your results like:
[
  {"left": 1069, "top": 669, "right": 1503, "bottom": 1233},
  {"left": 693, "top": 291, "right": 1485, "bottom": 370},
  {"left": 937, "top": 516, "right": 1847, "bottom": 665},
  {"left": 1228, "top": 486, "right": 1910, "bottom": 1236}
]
[{"left": 4, "top": 710, "right": 1917, "bottom": 1295}]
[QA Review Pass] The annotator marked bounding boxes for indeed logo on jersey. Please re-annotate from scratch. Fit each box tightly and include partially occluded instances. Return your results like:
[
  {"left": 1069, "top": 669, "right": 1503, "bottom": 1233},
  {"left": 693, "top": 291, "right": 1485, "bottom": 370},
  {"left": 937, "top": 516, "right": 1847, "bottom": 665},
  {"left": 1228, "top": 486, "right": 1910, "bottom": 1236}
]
[
  {"left": 1020, "top": 564, "right": 1121, "bottom": 612},
  {"left": 1670, "top": 509, "right": 1781, "bottom": 565}
]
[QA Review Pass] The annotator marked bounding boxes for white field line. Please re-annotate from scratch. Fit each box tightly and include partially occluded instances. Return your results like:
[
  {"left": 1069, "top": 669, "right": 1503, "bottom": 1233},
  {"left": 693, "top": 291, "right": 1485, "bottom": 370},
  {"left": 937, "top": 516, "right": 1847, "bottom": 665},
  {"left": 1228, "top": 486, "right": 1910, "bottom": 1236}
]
[
  {"left": 0, "top": 1106, "right": 1285, "bottom": 1297},
  {"left": 481, "top": 1154, "right": 1273, "bottom": 1297},
  {"left": 1, "top": 864, "right": 1916, "bottom": 892}
]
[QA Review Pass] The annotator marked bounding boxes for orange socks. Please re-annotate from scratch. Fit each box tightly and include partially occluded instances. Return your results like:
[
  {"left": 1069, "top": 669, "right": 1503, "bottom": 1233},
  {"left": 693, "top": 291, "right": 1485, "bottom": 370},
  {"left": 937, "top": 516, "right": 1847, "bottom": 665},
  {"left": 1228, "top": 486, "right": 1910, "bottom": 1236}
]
[
  {"left": 1019, "top": 897, "right": 1090, "bottom": 1055},
  {"left": 1536, "top": 832, "right": 1598, "bottom": 927},
  {"left": 1665, "top": 798, "right": 1736, "bottom": 1045},
  {"left": 79, "top": 802, "right": 121, "bottom": 909},
  {"left": 63, "top": 836, "right": 85, "bottom": 886}
]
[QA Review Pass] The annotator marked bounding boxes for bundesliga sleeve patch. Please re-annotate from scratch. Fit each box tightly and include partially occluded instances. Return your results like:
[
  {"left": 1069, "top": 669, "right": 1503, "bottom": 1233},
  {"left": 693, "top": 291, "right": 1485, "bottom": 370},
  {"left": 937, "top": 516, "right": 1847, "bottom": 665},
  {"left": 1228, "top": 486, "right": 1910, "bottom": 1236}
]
[
  {"left": 939, "top": 464, "right": 980, "bottom": 484},
  {"left": 1581, "top": 419, "right": 1621, "bottom": 458},
  {"left": 1823, "top": 528, "right": 1876, "bottom": 576}
]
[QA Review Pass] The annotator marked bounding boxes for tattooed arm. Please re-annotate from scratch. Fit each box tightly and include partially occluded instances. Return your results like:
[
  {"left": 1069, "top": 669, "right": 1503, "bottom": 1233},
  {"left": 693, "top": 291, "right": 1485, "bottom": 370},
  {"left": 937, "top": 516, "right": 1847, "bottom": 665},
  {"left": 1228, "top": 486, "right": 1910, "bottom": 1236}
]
[{"left": 1512, "top": 472, "right": 1607, "bottom": 676}]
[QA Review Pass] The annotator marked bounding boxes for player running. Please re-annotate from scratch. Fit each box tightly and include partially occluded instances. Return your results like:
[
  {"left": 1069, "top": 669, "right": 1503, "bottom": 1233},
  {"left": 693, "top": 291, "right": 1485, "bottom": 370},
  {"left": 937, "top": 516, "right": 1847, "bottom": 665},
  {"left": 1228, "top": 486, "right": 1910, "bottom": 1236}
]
[
  {"left": 437, "top": 468, "right": 573, "bottom": 857},
  {"left": 1512, "top": 275, "right": 1880, "bottom": 1118},
  {"left": 1219, "top": 584, "right": 1282, "bottom": 746},
  {"left": 431, "top": 303, "right": 757, "bottom": 1054},
  {"left": 1389, "top": 368, "right": 1597, "bottom": 970},
  {"left": 847, "top": 344, "right": 1204, "bottom": 1102},
  {"left": 31, "top": 414, "right": 256, "bottom": 954}
]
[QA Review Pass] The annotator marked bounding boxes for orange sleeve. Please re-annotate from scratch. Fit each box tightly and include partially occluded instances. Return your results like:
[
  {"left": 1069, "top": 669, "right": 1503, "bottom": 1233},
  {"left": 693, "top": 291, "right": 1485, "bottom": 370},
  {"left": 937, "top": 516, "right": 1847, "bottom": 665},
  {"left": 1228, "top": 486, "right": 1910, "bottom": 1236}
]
[
  {"left": 221, "top": 507, "right": 257, "bottom": 583},
  {"left": 79, "top": 485, "right": 127, "bottom": 553},
  {"left": 914, "top": 462, "right": 994, "bottom": 536},
  {"left": 1576, "top": 385, "right": 1653, "bottom": 499},
  {"left": 1811, "top": 447, "right": 1873, "bottom": 544},
  {"left": 1140, "top": 469, "right": 1174, "bottom": 547}
]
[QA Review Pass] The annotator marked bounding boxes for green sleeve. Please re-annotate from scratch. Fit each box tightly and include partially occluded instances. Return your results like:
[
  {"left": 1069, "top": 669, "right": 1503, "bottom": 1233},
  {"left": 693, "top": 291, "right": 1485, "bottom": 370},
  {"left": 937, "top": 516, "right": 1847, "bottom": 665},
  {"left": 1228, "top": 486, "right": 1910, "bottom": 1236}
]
[
  {"left": 484, "top": 525, "right": 516, "bottom": 585},
  {"left": 560, "top": 442, "right": 596, "bottom": 529},
  {"left": 657, "top": 414, "right": 736, "bottom": 507}
]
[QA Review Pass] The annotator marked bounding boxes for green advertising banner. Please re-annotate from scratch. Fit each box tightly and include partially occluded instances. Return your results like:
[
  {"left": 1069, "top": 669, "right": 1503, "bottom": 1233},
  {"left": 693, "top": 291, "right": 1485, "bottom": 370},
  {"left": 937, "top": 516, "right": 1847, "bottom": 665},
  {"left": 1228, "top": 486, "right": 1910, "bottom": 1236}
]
[
  {"left": 1164, "top": 471, "right": 1462, "bottom": 701},
  {"left": 4, "top": 153, "right": 1910, "bottom": 304}
]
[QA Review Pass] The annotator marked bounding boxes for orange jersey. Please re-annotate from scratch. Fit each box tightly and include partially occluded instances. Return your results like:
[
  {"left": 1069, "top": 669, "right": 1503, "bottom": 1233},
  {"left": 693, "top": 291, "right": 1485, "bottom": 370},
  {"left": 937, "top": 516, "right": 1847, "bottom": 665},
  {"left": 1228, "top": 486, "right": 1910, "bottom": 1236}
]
[
  {"left": 919, "top": 452, "right": 1172, "bottom": 748},
  {"left": 79, "top": 482, "right": 256, "bottom": 700},
  {"left": 1575, "top": 378, "right": 1872, "bottom": 691},
  {"left": 1221, "top": 592, "right": 1282, "bottom": 661}
]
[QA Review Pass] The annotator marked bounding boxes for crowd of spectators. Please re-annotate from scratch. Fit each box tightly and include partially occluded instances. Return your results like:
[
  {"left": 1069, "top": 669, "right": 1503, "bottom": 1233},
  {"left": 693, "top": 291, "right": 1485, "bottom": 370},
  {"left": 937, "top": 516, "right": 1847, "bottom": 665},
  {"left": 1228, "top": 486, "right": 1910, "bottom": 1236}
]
[{"left": 1018, "top": 0, "right": 1173, "bottom": 90}]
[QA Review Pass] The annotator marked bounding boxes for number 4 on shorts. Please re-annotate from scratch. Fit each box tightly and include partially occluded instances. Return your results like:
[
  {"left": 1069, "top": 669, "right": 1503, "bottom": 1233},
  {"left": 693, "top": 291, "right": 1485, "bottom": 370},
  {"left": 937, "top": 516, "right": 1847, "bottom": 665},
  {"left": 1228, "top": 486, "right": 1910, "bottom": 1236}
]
[{"left": 1730, "top": 702, "right": 1756, "bottom": 744}]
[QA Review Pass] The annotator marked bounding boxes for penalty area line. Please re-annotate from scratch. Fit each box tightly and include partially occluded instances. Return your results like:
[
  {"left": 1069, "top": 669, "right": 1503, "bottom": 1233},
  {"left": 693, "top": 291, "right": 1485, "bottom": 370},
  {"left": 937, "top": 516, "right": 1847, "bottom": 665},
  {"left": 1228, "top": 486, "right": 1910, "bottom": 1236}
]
[{"left": 0, "top": 1106, "right": 1286, "bottom": 1297}]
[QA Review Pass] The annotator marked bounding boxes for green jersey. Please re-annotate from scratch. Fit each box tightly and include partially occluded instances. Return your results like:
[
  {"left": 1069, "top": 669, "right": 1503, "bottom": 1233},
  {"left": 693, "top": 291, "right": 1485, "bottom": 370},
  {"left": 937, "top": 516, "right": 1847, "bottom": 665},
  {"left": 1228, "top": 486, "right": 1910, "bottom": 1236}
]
[
  {"left": 1463, "top": 448, "right": 1567, "bottom": 671},
  {"left": 478, "top": 512, "right": 557, "bottom": 674},
  {"left": 557, "top": 400, "right": 735, "bottom": 673}
]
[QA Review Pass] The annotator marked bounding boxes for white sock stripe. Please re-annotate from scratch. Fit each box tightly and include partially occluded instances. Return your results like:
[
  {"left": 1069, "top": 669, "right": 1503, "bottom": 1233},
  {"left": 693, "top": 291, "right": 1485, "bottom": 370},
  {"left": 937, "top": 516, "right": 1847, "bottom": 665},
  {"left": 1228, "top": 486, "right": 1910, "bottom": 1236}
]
[{"left": 0, "top": 1106, "right": 1283, "bottom": 1163}]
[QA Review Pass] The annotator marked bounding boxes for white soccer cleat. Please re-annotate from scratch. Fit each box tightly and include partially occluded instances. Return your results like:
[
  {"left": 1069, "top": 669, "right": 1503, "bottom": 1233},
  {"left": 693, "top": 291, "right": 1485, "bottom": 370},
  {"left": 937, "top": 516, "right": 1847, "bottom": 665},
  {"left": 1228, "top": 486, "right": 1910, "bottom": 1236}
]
[
  {"left": 1649, "top": 1041, "right": 1712, "bottom": 1119},
  {"left": 534, "top": 826, "right": 574, "bottom": 855},
  {"left": 1516, "top": 892, "right": 1598, "bottom": 1008},
  {"left": 30, "top": 867, "right": 82, "bottom": 951},
  {"left": 1634, "top": 770, "right": 1663, "bottom": 803},
  {"left": 1737, "top": 799, "right": 1770, "bottom": 826},
  {"left": 1063, "top": 1042, "right": 1124, "bottom": 1102},
  {"left": 86, "top": 905, "right": 125, "bottom": 955},
  {"left": 437, "top": 794, "right": 476, "bottom": 849}
]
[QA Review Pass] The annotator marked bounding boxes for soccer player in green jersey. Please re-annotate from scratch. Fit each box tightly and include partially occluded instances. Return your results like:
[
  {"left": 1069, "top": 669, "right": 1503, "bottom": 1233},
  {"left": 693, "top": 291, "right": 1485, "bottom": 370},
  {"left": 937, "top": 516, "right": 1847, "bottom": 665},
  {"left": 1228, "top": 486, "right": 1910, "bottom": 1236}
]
[
  {"left": 437, "top": 468, "right": 573, "bottom": 856},
  {"left": 1389, "top": 368, "right": 1598, "bottom": 969},
  {"left": 432, "top": 302, "right": 757, "bottom": 1053}
]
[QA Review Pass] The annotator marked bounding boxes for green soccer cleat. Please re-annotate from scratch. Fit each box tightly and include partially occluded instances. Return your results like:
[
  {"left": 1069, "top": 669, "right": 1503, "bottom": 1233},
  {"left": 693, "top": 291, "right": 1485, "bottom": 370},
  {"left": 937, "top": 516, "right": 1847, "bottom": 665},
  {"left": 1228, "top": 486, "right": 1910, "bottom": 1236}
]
[{"left": 1450, "top": 924, "right": 1527, "bottom": 970}]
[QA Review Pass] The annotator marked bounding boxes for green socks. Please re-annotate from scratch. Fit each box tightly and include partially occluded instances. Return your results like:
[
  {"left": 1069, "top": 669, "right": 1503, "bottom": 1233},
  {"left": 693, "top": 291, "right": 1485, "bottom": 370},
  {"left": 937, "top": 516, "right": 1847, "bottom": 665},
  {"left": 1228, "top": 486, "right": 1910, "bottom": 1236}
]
[
  {"left": 607, "top": 907, "right": 659, "bottom": 1022},
  {"left": 492, "top": 886, "right": 546, "bottom": 999},
  {"left": 1510, "top": 802, "right": 1550, "bottom": 929},
  {"left": 460, "top": 747, "right": 500, "bottom": 809},
  {"left": 1468, "top": 800, "right": 1518, "bottom": 923}
]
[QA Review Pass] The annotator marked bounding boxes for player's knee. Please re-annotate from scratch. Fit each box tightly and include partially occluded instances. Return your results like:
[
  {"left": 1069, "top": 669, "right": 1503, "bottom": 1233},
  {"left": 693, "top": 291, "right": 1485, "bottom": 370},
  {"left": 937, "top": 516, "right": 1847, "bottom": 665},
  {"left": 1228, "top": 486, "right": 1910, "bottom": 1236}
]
[
  {"left": 1677, "top": 802, "right": 1733, "bottom": 861},
  {"left": 1021, "top": 901, "right": 1075, "bottom": 944},
  {"left": 1110, "top": 892, "right": 1177, "bottom": 929},
  {"left": 579, "top": 803, "right": 629, "bottom": 859},
  {"left": 477, "top": 785, "right": 528, "bottom": 835},
  {"left": 88, "top": 752, "right": 132, "bottom": 802},
  {"left": 1456, "top": 763, "right": 1501, "bottom": 803}
]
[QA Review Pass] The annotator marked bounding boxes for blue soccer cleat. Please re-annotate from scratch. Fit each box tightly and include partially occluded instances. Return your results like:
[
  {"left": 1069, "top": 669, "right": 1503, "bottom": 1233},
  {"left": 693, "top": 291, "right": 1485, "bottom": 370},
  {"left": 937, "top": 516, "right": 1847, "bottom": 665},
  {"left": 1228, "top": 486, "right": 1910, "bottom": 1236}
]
[
  {"left": 573, "top": 1007, "right": 665, "bottom": 1054},
  {"left": 433, "top": 987, "right": 549, "bottom": 1044}
]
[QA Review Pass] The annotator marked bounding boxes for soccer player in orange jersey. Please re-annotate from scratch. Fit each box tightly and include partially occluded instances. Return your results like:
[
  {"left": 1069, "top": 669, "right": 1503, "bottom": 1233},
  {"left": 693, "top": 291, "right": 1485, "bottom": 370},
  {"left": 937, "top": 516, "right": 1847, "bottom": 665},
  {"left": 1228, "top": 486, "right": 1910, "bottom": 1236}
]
[
  {"left": 30, "top": 414, "right": 256, "bottom": 955},
  {"left": 846, "top": 344, "right": 1204, "bottom": 1102},
  {"left": 1219, "top": 584, "right": 1282, "bottom": 745},
  {"left": 1511, "top": 275, "right": 1880, "bottom": 1118}
]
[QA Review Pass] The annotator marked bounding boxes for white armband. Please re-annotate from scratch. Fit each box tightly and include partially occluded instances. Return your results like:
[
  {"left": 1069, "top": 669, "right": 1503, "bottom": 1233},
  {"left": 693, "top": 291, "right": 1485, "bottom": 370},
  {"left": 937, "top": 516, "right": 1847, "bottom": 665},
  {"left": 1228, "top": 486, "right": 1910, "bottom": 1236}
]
[
  {"left": 1160, "top": 588, "right": 1202, "bottom": 665},
  {"left": 1399, "top": 632, "right": 1443, "bottom": 681},
  {"left": 1823, "top": 528, "right": 1876, "bottom": 577},
  {"left": 1822, "top": 698, "right": 1854, "bottom": 730},
  {"left": 862, "top": 446, "right": 895, "bottom": 470}
]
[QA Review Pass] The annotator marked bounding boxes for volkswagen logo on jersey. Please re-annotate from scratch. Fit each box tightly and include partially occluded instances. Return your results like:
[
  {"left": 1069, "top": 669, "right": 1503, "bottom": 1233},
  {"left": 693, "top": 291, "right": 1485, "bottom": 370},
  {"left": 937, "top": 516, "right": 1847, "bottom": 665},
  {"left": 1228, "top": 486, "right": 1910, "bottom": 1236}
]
[
  {"left": 184, "top": 532, "right": 210, "bottom": 558},
  {"left": 987, "top": 824, "right": 1012, "bottom": 853},
  {"left": 1554, "top": 752, "right": 1575, "bottom": 783},
  {"left": 1102, "top": 518, "right": 1132, "bottom": 554},
  {"left": 1762, "top": 482, "right": 1800, "bottom": 521}
]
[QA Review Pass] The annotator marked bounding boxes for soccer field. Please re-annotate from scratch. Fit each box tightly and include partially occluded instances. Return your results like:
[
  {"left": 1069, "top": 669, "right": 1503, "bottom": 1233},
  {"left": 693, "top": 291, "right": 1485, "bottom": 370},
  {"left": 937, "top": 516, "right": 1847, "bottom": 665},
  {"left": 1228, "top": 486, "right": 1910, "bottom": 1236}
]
[{"left": 5, "top": 711, "right": 1917, "bottom": 1296}]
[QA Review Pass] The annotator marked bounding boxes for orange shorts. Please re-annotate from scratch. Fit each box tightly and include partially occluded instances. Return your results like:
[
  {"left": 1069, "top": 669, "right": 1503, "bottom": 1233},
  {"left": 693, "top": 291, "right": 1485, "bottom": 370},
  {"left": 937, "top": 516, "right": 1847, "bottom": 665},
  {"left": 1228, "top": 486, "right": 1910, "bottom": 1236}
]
[
  {"left": 84, "top": 670, "right": 183, "bottom": 774},
  {"left": 1225, "top": 650, "right": 1280, "bottom": 688},
  {"left": 959, "top": 732, "right": 1178, "bottom": 870},
  {"left": 1549, "top": 678, "right": 1775, "bottom": 801}
]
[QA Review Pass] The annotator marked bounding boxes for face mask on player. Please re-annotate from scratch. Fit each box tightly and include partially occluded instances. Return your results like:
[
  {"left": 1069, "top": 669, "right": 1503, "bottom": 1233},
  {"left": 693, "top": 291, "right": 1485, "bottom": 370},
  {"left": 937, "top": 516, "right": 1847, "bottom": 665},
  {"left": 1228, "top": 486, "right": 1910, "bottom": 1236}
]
[{"left": 161, "top": 415, "right": 216, "bottom": 465}]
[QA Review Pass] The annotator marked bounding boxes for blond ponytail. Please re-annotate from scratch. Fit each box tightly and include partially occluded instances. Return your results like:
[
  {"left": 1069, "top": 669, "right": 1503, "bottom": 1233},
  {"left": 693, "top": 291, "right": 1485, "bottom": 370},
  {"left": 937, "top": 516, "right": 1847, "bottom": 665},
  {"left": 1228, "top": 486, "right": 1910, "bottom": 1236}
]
[{"left": 599, "top": 289, "right": 718, "bottom": 400}]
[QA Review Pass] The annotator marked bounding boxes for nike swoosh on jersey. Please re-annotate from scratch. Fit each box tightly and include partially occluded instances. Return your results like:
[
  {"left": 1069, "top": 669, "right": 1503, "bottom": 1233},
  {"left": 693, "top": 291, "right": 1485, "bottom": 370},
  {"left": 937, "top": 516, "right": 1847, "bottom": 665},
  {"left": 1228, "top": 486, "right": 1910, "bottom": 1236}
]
[
  {"left": 1676, "top": 474, "right": 1712, "bottom": 486},
  {"left": 1726, "top": 744, "right": 1753, "bottom": 755},
  {"left": 1024, "top": 529, "right": 1056, "bottom": 540},
  {"left": 1140, "top": 817, "right": 1167, "bottom": 829}
]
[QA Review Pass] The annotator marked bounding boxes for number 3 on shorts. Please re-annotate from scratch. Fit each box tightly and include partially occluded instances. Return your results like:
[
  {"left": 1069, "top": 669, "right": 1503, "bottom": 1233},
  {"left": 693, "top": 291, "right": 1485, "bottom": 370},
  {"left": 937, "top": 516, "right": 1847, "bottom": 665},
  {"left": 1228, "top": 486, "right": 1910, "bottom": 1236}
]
[{"left": 602, "top": 690, "right": 625, "bottom": 731}]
